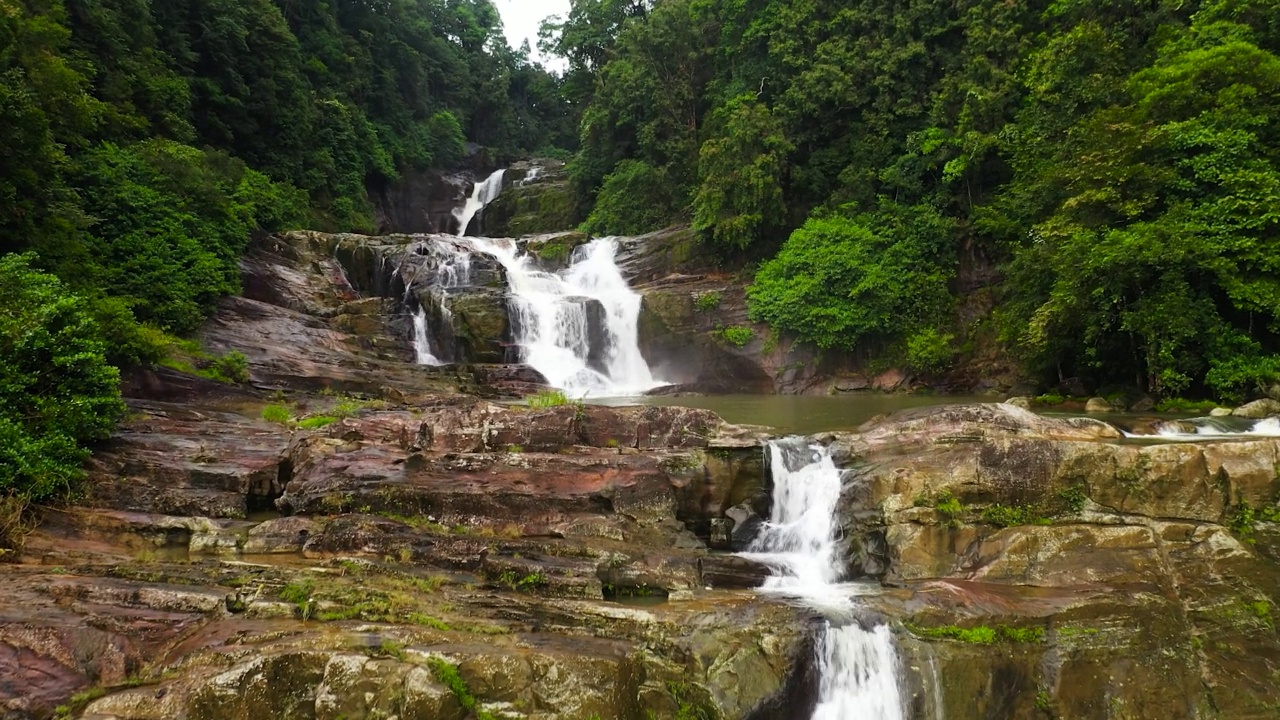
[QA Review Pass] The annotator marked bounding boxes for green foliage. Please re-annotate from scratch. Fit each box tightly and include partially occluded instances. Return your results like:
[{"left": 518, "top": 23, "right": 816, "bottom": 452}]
[
  {"left": 693, "top": 94, "right": 791, "bottom": 251},
  {"left": 935, "top": 492, "right": 964, "bottom": 519},
  {"left": 910, "top": 623, "right": 1046, "bottom": 644},
  {"left": 748, "top": 205, "right": 955, "bottom": 350},
  {"left": 906, "top": 328, "right": 957, "bottom": 376},
  {"left": 1058, "top": 485, "right": 1089, "bottom": 513},
  {"left": 1229, "top": 501, "right": 1280, "bottom": 544},
  {"left": 714, "top": 326, "right": 754, "bottom": 348},
  {"left": 693, "top": 291, "right": 723, "bottom": 312},
  {"left": 0, "top": 256, "right": 124, "bottom": 505},
  {"left": 982, "top": 504, "right": 1050, "bottom": 528},
  {"left": 496, "top": 570, "right": 548, "bottom": 592},
  {"left": 261, "top": 404, "right": 293, "bottom": 426},
  {"left": 582, "top": 160, "right": 685, "bottom": 235},
  {"left": 280, "top": 580, "right": 315, "bottom": 620},
  {"left": 297, "top": 416, "right": 336, "bottom": 430},
  {"left": 1034, "top": 394, "right": 1068, "bottom": 407},
  {"left": 526, "top": 389, "right": 572, "bottom": 408},
  {"left": 428, "top": 658, "right": 498, "bottom": 720},
  {"left": 207, "top": 352, "right": 250, "bottom": 384},
  {"left": 1155, "top": 398, "right": 1219, "bottom": 414}
]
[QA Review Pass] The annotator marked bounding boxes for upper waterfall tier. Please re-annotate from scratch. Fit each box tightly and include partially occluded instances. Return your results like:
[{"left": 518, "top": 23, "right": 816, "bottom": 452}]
[{"left": 464, "top": 236, "right": 662, "bottom": 397}]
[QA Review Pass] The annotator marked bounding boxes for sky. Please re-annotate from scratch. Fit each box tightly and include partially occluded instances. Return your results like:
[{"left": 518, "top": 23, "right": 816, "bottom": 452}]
[{"left": 495, "top": 0, "right": 571, "bottom": 69}]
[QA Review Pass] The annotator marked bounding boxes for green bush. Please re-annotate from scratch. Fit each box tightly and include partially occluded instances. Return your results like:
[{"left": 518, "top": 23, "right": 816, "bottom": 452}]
[
  {"left": 715, "top": 326, "right": 754, "bottom": 347},
  {"left": 906, "top": 327, "right": 957, "bottom": 375},
  {"left": 748, "top": 203, "right": 954, "bottom": 350},
  {"left": 582, "top": 160, "right": 685, "bottom": 236},
  {"left": 0, "top": 255, "right": 124, "bottom": 507},
  {"left": 1154, "top": 398, "right": 1218, "bottom": 414},
  {"left": 207, "top": 351, "right": 250, "bottom": 384},
  {"left": 693, "top": 291, "right": 723, "bottom": 312},
  {"left": 297, "top": 416, "right": 337, "bottom": 430},
  {"left": 982, "top": 503, "right": 1049, "bottom": 527},
  {"left": 261, "top": 404, "right": 293, "bottom": 425},
  {"left": 526, "top": 389, "right": 572, "bottom": 408}
]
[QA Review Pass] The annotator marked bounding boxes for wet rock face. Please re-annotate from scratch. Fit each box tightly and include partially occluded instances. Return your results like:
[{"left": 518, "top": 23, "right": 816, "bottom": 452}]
[
  {"left": 369, "top": 168, "right": 472, "bottom": 235},
  {"left": 833, "top": 403, "right": 1280, "bottom": 718},
  {"left": 479, "top": 161, "right": 577, "bottom": 238}
]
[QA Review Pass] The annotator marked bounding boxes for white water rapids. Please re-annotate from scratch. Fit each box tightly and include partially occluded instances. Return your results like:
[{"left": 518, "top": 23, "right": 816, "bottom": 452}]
[
  {"left": 744, "top": 439, "right": 908, "bottom": 720},
  {"left": 466, "top": 235, "right": 662, "bottom": 396},
  {"left": 410, "top": 167, "right": 663, "bottom": 396},
  {"left": 1125, "top": 416, "right": 1280, "bottom": 440}
]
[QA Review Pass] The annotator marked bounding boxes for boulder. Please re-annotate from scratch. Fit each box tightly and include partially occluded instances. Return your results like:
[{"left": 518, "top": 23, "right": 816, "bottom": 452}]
[
  {"left": 1084, "top": 396, "right": 1115, "bottom": 413},
  {"left": 1233, "top": 398, "right": 1280, "bottom": 419}
]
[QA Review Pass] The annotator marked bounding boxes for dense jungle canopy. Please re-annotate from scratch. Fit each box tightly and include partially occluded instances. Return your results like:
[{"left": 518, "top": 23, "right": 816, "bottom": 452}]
[{"left": 551, "top": 0, "right": 1280, "bottom": 401}]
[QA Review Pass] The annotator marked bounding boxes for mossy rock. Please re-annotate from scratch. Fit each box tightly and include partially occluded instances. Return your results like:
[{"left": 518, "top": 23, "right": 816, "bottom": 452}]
[
  {"left": 483, "top": 180, "right": 577, "bottom": 237},
  {"left": 448, "top": 290, "right": 509, "bottom": 364}
]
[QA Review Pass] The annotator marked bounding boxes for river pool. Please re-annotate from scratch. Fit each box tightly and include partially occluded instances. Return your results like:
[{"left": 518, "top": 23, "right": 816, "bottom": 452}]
[{"left": 590, "top": 393, "right": 992, "bottom": 435}]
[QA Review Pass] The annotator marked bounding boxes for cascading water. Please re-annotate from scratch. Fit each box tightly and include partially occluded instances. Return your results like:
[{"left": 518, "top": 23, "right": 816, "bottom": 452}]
[
  {"left": 1125, "top": 416, "right": 1280, "bottom": 440},
  {"left": 465, "top": 236, "right": 661, "bottom": 396},
  {"left": 744, "top": 439, "right": 908, "bottom": 720},
  {"left": 411, "top": 305, "right": 443, "bottom": 366},
  {"left": 412, "top": 164, "right": 662, "bottom": 394},
  {"left": 453, "top": 169, "right": 506, "bottom": 236}
]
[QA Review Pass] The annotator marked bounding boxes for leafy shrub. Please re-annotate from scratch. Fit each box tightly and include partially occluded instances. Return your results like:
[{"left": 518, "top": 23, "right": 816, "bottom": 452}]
[
  {"left": 261, "top": 404, "right": 293, "bottom": 425},
  {"left": 935, "top": 492, "right": 963, "bottom": 518},
  {"left": 582, "top": 160, "right": 685, "bottom": 236},
  {"left": 0, "top": 256, "right": 124, "bottom": 514},
  {"left": 1058, "top": 485, "right": 1088, "bottom": 513},
  {"left": 982, "top": 503, "right": 1049, "bottom": 527},
  {"left": 906, "top": 327, "right": 957, "bottom": 375},
  {"left": 715, "top": 326, "right": 754, "bottom": 347},
  {"left": 526, "top": 389, "right": 571, "bottom": 408},
  {"left": 207, "top": 351, "right": 250, "bottom": 384},
  {"left": 693, "top": 291, "right": 723, "bottom": 312},
  {"left": 1205, "top": 352, "right": 1280, "bottom": 404},
  {"left": 1155, "top": 398, "right": 1219, "bottom": 414},
  {"left": 748, "top": 203, "right": 954, "bottom": 350}
]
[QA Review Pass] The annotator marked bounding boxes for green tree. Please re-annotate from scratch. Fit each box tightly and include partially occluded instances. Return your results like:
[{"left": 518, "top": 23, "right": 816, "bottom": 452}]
[
  {"left": 692, "top": 94, "right": 791, "bottom": 252},
  {"left": 1004, "top": 24, "right": 1280, "bottom": 395},
  {"left": 0, "top": 255, "right": 124, "bottom": 503}
]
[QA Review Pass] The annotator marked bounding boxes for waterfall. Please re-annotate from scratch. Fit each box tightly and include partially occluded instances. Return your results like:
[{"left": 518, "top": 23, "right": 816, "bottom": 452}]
[
  {"left": 465, "top": 236, "right": 662, "bottom": 396},
  {"left": 411, "top": 304, "right": 443, "bottom": 366},
  {"left": 418, "top": 165, "right": 662, "bottom": 394},
  {"left": 453, "top": 169, "right": 506, "bottom": 236},
  {"left": 744, "top": 439, "right": 908, "bottom": 720}
]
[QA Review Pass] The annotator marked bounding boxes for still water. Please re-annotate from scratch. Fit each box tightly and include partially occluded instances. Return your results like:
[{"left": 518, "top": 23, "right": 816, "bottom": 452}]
[{"left": 591, "top": 394, "right": 990, "bottom": 435}]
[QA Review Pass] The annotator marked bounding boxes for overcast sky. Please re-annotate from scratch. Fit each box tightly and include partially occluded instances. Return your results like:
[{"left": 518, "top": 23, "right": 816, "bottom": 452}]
[{"left": 495, "top": 0, "right": 570, "bottom": 69}]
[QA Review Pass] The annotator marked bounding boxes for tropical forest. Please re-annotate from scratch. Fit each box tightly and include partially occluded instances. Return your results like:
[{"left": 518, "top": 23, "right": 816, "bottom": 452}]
[{"left": 2, "top": 0, "right": 1280, "bottom": 718}]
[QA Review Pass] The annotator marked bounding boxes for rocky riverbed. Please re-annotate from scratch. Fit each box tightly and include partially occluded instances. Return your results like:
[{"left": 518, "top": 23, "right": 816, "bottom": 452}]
[{"left": 3, "top": 225, "right": 1279, "bottom": 719}]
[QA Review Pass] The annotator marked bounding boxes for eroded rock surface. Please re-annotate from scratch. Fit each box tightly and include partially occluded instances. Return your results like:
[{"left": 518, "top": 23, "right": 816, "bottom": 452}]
[{"left": 831, "top": 403, "right": 1280, "bottom": 719}]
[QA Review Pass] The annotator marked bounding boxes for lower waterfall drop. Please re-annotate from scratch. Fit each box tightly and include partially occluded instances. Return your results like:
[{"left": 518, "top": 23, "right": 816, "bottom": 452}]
[
  {"left": 745, "top": 439, "right": 907, "bottom": 720},
  {"left": 411, "top": 304, "right": 443, "bottom": 366}
]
